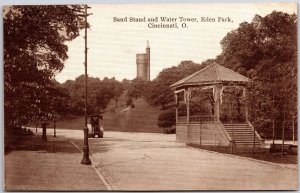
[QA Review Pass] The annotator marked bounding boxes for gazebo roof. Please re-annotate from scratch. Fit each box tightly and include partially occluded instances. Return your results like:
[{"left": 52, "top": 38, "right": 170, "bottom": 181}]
[{"left": 170, "top": 63, "right": 249, "bottom": 89}]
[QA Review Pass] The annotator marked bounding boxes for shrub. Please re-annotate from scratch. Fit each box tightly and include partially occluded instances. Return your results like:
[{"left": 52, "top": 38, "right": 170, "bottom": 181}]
[
  {"left": 126, "top": 97, "right": 133, "bottom": 106},
  {"left": 158, "top": 108, "right": 176, "bottom": 133}
]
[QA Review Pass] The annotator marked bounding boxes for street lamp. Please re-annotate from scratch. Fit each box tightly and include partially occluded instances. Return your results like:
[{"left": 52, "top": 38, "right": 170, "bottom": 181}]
[{"left": 81, "top": 4, "right": 91, "bottom": 165}]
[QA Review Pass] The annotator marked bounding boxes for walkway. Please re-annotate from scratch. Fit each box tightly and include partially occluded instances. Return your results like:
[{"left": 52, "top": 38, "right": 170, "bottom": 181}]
[{"left": 4, "top": 135, "right": 106, "bottom": 191}]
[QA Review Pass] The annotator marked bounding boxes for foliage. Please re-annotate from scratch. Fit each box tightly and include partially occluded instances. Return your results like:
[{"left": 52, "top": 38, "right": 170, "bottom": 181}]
[
  {"left": 111, "top": 79, "right": 124, "bottom": 108},
  {"left": 121, "top": 78, "right": 131, "bottom": 90},
  {"left": 126, "top": 97, "right": 133, "bottom": 107},
  {"left": 4, "top": 5, "right": 87, "bottom": 127},
  {"left": 219, "top": 87, "right": 245, "bottom": 123},
  {"left": 218, "top": 11, "right": 297, "bottom": 138},
  {"left": 62, "top": 75, "right": 124, "bottom": 115},
  {"left": 190, "top": 89, "right": 215, "bottom": 116},
  {"left": 157, "top": 108, "right": 176, "bottom": 131},
  {"left": 146, "top": 60, "right": 210, "bottom": 108},
  {"left": 127, "top": 78, "right": 149, "bottom": 99}
]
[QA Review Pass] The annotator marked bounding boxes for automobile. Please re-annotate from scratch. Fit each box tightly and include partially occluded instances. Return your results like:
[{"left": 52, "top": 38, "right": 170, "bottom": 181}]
[{"left": 88, "top": 115, "right": 104, "bottom": 138}]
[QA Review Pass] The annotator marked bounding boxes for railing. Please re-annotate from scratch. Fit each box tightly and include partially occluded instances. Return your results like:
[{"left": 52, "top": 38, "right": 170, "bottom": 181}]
[
  {"left": 190, "top": 115, "right": 218, "bottom": 123},
  {"left": 177, "top": 116, "right": 187, "bottom": 123},
  {"left": 219, "top": 123, "right": 233, "bottom": 143},
  {"left": 248, "top": 121, "right": 265, "bottom": 145},
  {"left": 177, "top": 115, "right": 219, "bottom": 123}
]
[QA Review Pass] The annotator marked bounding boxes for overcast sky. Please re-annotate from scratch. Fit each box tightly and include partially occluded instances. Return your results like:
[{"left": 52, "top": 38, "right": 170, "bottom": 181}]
[{"left": 55, "top": 3, "right": 296, "bottom": 83}]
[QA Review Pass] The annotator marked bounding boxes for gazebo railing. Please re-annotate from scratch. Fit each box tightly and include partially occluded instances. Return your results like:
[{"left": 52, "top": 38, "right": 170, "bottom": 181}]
[
  {"left": 190, "top": 115, "right": 218, "bottom": 123},
  {"left": 177, "top": 116, "right": 187, "bottom": 123},
  {"left": 177, "top": 115, "right": 218, "bottom": 123}
]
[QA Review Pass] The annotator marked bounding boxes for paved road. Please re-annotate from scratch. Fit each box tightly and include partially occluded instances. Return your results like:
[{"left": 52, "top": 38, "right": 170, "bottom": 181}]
[{"left": 34, "top": 128, "right": 298, "bottom": 191}]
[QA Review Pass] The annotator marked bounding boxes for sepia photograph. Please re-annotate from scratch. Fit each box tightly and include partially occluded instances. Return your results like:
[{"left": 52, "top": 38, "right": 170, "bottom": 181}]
[{"left": 3, "top": 2, "right": 298, "bottom": 191}]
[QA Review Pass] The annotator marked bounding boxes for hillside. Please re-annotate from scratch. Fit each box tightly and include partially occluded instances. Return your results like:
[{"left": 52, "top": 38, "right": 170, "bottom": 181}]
[
  {"left": 55, "top": 92, "right": 164, "bottom": 133},
  {"left": 102, "top": 92, "right": 163, "bottom": 133}
]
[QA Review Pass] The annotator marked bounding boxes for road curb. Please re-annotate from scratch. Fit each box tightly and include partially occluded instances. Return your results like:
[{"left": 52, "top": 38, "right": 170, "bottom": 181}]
[
  {"left": 69, "top": 141, "right": 113, "bottom": 190},
  {"left": 186, "top": 145, "right": 297, "bottom": 171}
]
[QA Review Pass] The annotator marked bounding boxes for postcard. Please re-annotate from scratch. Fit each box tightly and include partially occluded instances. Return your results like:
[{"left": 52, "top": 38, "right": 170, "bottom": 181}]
[{"left": 3, "top": 3, "right": 297, "bottom": 191}]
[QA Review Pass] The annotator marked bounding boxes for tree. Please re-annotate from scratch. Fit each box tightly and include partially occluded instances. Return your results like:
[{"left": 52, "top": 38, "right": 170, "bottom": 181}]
[
  {"left": 4, "top": 5, "right": 87, "bottom": 130},
  {"left": 127, "top": 78, "right": 149, "bottom": 100},
  {"left": 157, "top": 109, "right": 176, "bottom": 133},
  {"left": 51, "top": 79, "right": 71, "bottom": 117},
  {"left": 112, "top": 81, "right": 124, "bottom": 108},
  {"left": 62, "top": 75, "right": 124, "bottom": 115},
  {"left": 218, "top": 11, "right": 297, "bottom": 139},
  {"left": 102, "top": 77, "right": 124, "bottom": 108},
  {"left": 146, "top": 60, "right": 209, "bottom": 109}
]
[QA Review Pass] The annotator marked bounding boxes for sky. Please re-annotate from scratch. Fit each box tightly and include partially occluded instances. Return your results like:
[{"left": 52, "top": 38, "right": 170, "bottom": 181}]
[{"left": 55, "top": 3, "right": 297, "bottom": 83}]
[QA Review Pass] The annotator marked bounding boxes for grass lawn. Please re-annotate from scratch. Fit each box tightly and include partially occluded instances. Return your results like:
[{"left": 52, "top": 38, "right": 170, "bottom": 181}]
[
  {"left": 52, "top": 97, "right": 164, "bottom": 133},
  {"left": 56, "top": 116, "right": 85, "bottom": 130}
]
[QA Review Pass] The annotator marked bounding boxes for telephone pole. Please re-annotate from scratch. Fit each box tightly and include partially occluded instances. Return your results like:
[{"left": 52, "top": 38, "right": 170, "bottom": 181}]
[{"left": 81, "top": 4, "right": 91, "bottom": 165}]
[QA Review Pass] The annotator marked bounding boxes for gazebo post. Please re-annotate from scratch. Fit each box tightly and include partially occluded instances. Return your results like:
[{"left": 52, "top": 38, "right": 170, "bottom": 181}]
[
  {"left": 244, "top": 87, "right": 248, "bottom": 122},
  {"left": 186, "top": 88, "right": 190, "bottom": 124},
  {"left": 214, "top": 85, "right": 220, "bottom": 122},
  {"left": 175, "top": 93, "right": 178, "bottom": 123},
  {"left": 186, "top": 88, "right": 191, "bottom": 143}
]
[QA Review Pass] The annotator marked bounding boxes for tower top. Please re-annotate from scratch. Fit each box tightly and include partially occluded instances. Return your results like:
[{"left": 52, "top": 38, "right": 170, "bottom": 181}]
[{"left": 146, "top": 40, "right": 150, "bottom": 48}]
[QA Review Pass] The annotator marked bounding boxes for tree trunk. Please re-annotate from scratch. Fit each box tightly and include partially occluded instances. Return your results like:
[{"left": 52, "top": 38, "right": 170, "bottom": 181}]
[
  {"left": 272, "top": 93, "right": 275, "bottom": 145},
  {"left": 252, "top": 121, "right": 256, "bottom": 158},
  {"left": 292, "top": 115, "right": 295, "bottom": 144},
  {"left": 272, "top": 118, "right": 275, "bottom": 145},
  {"left": 281, "top": 105, "right": 286, "bottom": 161},
  {"left": 42, "top": 122, "right": 47, "bottom": 141},
  {"left": 53, "top": 120, "right": 56, "bottom": 137}
]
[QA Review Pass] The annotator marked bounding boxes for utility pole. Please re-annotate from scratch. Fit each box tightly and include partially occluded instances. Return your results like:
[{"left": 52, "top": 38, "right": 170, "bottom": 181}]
[
  {"left": 81, "top": 4, "right": 91, "bottom": 165},
  {"left": 251, "top": 78, "right": 256, "bottom": 158}
]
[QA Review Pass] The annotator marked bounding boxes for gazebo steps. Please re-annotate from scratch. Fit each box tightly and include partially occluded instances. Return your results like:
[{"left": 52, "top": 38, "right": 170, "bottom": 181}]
[{"left": 223, "top": 123, "right": 262, "bottom": 147}]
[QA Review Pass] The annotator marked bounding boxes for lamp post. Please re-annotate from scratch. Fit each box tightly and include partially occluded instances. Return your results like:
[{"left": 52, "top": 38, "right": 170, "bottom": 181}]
[{"left": 81, "top": 4, "right": 91, "bottom": 165}]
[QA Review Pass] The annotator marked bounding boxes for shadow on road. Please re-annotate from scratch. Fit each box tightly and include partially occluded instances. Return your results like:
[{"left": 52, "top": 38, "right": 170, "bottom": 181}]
[{"left": 5, "top": 134, "right": 81, "bottom": 155}]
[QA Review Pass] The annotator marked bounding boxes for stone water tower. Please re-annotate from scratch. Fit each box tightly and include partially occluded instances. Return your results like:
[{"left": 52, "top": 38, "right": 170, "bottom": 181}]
[{"left": 136, "top": 41, "right": 150, "bottom": 81}]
